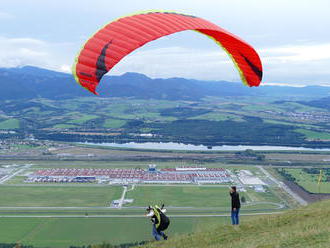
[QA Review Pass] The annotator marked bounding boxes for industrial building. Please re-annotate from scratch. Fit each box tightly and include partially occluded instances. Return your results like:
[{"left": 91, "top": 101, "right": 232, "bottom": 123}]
[{"left": 26, "top": 165, "right": 233, "bottom": 184}]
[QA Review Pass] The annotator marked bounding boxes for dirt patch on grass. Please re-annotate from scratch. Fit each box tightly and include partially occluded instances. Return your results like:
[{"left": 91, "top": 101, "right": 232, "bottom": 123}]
[{"left": 284, "top": 179, "right": 330, "bottom": 203}]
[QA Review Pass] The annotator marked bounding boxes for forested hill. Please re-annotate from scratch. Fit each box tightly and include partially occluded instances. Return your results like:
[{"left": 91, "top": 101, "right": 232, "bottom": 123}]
[{"left": 1, "top": 66, "right": 330, "bottom": 100}]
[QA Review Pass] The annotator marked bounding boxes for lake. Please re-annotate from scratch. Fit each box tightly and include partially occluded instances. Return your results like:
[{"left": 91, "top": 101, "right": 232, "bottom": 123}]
[{"left": 81, "top": 142, "right": 330, "bottom": 152}]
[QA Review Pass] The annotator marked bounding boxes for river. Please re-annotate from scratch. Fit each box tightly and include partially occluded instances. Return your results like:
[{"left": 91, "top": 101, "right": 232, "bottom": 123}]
[{"left": 81, "top": 142, "right": 330, "bottom": 152}]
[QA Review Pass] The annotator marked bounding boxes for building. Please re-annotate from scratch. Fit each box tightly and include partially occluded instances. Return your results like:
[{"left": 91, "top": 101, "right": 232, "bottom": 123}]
[{"left": 26, "top": 166, "right": 233, "bottom": 185}]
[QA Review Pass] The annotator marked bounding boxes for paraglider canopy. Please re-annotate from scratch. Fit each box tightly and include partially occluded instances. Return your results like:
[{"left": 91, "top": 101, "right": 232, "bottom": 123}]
[{"left": 73, "top": 11, "right": 263, "bottom": 94}]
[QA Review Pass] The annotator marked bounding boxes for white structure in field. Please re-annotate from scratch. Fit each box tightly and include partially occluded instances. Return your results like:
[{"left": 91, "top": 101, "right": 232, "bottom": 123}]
[
  {"left": 238, "top": 170, "right": 266, "bottom": 185},
  {"left": 254, "top": 185, "right": 266, "bottom": 192},
  {"left": 111, "top": 199, "right": 134, "bottom": 207}
]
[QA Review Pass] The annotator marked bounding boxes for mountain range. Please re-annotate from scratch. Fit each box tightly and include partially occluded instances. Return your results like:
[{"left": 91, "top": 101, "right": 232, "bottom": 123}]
[{"left": 0, "top": 66, "right": 329, "bottom": 100}]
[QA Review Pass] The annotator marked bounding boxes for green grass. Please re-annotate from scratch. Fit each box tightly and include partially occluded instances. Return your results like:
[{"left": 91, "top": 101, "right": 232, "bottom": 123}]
[
  {"left": 139, "top": 199, "right": 330, "bottom": 248},
  {"left": 241, "top": 104, "right": 283, "bottom": 112},
  {"left": 4, "top": 97, "right": 330, "bottom": 148},
  {"left": 0, "top": 216, "right": 232, "bottom": 248},
  {"left": 0, "top": 119, "right": 19, "bottom": 129},
  {"left": 68, "top": 114, "right": 98, "bottom": 124},
  {"left": 190, "top": 112, "right": 243, "bottom": 122},
  {"left": 53, "top": 124, "right": 77, "bottom": 129},
  {"left": 127, "top": 186, "right": 250, "bottom": 208},
  {"left": 26, "top": 160, "right": 190, "bottom": 169},
  {"left": 244, "top": 188, "right": 280, "bottom": 203},
  {"left": 127, "top": 186, "right": 231, "bottom": 207},
  {"left": 2, "top": 181, "right": 282, "bottom": 211},
  {"left": 2, "top": 194, "right": 324, "bottom": 248},
  {"left": 296, "top": 129, "right": 330, "bottom": 140},
  {"left": 10, "top": 144, "right": 39, "bottom": 151},
  {"left": 281, "top": 102, "right": 324, "bottom": 112},
  {"left": 5, "top": 176, "right": 26, "bottom": 184},
  {"left": 0, "top": 186, "right": 122, "bottom": 207},
  {"left": 264, "top": 120, "right": 317, "bottom": 129},
  {"left": 282, "top": 168, "right": 330, "bottom": 193},
  {"left": 103, "top": 118, "right": 127, "bottom": 128},
  {"left": 242, "top": 101, "right": 323, "bottom": 115},
  {"left": 263, "top": 119, "right": 295, "bottom": 126}
]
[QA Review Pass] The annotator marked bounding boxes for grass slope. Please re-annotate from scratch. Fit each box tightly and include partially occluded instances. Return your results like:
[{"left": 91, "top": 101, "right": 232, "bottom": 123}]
[
  {"left": 296, "top": 128, "right": 330, "bottom": 140},
  {"left": 0, "top": 217, "right": 230, "bottom": 247},
  {"left": 139, "top": 199, "right": 330, "bottom": 248},
  {"left": 0, "top": 118, "right": 19, "bottom": 129}
]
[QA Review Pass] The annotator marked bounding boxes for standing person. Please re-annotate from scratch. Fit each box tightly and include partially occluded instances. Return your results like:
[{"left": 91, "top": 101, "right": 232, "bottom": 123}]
[
  {"left": 230, "top": 186, "right": 241, "bottom": 225},
  {"left": 146, "top": 205, "right": 169, "bottom": 241}
]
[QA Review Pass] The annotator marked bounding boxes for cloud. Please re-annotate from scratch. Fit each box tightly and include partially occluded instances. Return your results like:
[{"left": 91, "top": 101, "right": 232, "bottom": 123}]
[
  {"left": 0, "top": 33, "right": 329, "bottom": 86},
  {"left": 110, "top": 46, "right": 239, "bottom": 81},
  {"left": 59, "top": 64, "right": 72, "bottom": 73},
  {"left": 261, "top": 43, "right": 330, "bottom": 63},
  {"left": 0, "top": 11, "right": 14, "bottom": 19},
  {"left": 0, "top": 36, "right": 47, "bottom": 67},
  {"left": 260, "top": 43, "right": 330, "bottom": 85},
  {"left": 0, "top": 36, "right": 76, "bottom": 73},
  {"left": 9, "top": 38, "right": 46, "bottom": 46},
  {"left": 110, "top": 42, "right": 330, "bottom": 85}
]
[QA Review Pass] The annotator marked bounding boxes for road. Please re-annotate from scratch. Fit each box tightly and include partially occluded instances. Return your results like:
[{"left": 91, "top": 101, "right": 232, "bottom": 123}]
[
  {"left": 0, "top": 205, "right": 285, "bottom": 217},
  {"left": 257, "top": 166, "right": 308, "bottom": 206},
  {"left": 0, "top": 212, "right": 283, "bottom": 218},
  {"left": 1, "top": 183, "right": 233, "bottom": 187},
  {"left": 0, "top": 165, "right": 30, "bottom": 184},
  {"left": 0, "top": 205, "right": 284, "bottom": 211},
  {"left": 117, "top": 185, "right": 128, "bottom": 208}
]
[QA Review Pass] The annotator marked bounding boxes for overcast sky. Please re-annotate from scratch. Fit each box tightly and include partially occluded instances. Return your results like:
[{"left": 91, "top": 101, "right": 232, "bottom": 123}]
[{"left": 1, "top": 0, "right": 330, "bottom": 86}]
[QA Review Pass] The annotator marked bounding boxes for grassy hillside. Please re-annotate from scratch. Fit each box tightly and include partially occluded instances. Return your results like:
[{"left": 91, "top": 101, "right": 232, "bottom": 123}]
[{"left": 138, "top": 199, "right": 330, "bottom": 248}]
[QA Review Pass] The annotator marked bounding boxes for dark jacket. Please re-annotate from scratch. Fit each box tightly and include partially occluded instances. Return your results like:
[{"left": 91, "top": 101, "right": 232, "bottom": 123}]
[{"left": 230, "top": 192, "right": 241, "bottom": 209}]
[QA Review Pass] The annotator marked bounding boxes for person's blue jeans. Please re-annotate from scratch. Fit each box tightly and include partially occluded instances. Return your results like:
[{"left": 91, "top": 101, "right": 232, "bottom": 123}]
[
  {"left": 231, "top": 208, "right": 240, "bottom": 225},
  {"left": 152, "top": 224, "right": 165, "bottom": 241}
]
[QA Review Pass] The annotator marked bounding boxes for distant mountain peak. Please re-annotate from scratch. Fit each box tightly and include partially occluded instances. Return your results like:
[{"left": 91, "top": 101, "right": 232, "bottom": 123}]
[
  {"left": 12, "top": 65, "right": 69, "bottom": 77},
  {"left": 120, "top": 72, "right": 151, "bottom": 81}
]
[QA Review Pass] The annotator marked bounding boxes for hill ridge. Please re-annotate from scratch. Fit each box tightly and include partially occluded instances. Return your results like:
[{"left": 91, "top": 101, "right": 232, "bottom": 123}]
[
  {"left": 1, "top": 66, "right": 330, "bottom": 100},
  {"left": 137, "top": 199, "right": 330, "bottom": 248}
]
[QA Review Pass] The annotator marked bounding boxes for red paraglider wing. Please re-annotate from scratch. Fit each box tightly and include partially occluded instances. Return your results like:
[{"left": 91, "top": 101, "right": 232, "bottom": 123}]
[{"left": 73, "top": 11, "right": 263, "bottom": 94}]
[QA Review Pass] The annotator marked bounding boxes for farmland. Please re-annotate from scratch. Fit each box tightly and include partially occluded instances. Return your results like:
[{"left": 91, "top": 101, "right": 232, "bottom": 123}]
[
  {"left": 278, "top": 168, "right": 330, "bottom": 193},
  {"left": 0, "top": 186, "right": 122, "bottom": 207},
  {"left": 2, "top": 96, "right": 330, "bottom": 147}
]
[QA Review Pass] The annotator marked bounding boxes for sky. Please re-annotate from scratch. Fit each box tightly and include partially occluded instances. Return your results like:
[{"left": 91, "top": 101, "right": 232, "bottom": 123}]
[{"left": 0, "top": 0, "right": 330, "bottom": 86}]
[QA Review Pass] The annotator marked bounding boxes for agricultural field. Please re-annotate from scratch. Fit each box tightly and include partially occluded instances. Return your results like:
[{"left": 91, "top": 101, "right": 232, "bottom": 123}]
[
  {"left": 126, "top": 186, "right": 233, "bottom": 208},
  {"left": 0, "top": 184, "right": 283, "bottom": 210},
  {"left": 0, "top": 186, "right": 122, "bottom": 207},
  {"left": 2, "top": 96, "right": 330, "bottom": 147},
  {"left": 125, "top": 185, "right": 282, "bottom": 211},
  {"left": 0, "top": 118, "right": 20, "bottom": 129},
  {"left": 295, "top": 129, "right": 330, "bottom": 140},
  {"left": 279, "top": 168, "right": 330, "bottom": 193}
]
